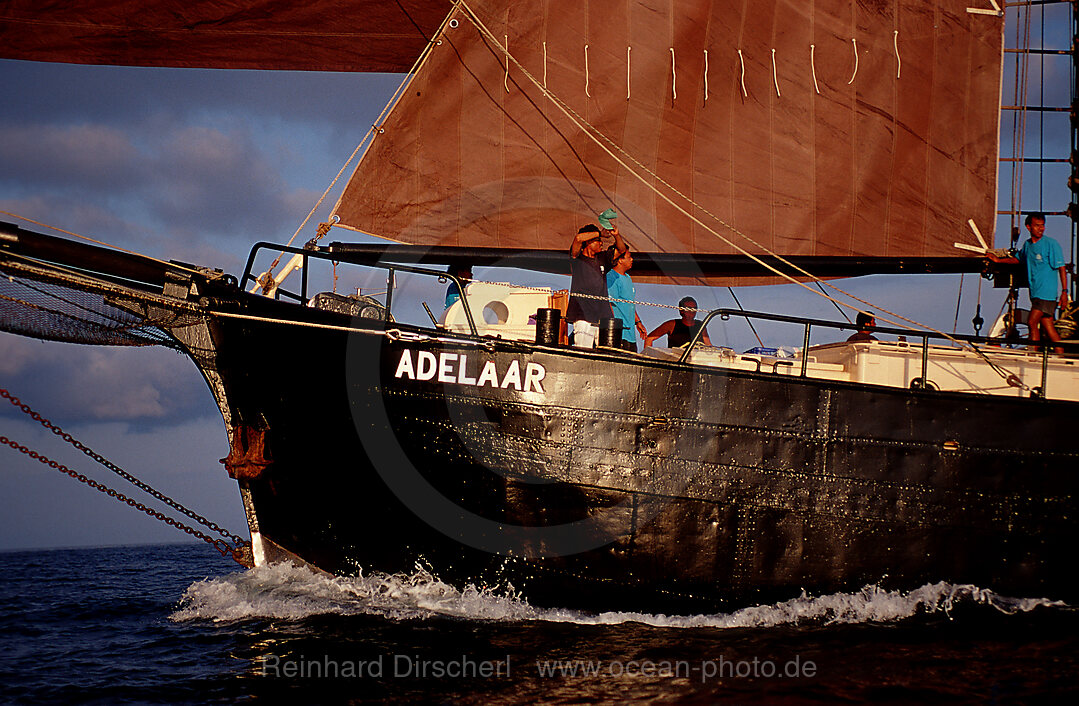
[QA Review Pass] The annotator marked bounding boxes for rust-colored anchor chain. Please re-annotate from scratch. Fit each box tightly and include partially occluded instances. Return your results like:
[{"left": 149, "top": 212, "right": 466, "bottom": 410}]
[{"left": 1, "top": 387, "right": 251, "bottom": 567}]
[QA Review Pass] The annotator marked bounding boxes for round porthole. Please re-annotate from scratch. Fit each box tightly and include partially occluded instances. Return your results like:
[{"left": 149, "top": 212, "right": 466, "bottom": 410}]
[{"left": 482, "top": 301, "right": 510, "bottom": 325}]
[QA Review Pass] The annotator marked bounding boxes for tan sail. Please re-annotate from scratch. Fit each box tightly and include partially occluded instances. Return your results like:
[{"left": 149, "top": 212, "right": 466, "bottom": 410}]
[
  {"left": 332, "top": 0, "right": 1004, "bottom": 284},
  {"left": 0, "top": 0, "right": 449, "bottom": 73}
]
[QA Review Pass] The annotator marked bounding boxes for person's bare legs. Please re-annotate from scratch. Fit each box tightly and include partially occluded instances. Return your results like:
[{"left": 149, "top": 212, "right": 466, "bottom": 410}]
[
  {"left": 1041, "top": 316, "right": 1064, "bottom": 354},
  {"left": 1029, "top": 308, "right": 1063, "bottom": 354},
  {"left": 1029, "top": 309, "right": 1044, "bottom": 346}
]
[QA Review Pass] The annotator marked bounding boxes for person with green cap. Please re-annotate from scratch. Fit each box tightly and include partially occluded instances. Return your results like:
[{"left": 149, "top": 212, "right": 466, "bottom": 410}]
[{"left": 567, "top": 211, "right": 627, "bottom": 329}]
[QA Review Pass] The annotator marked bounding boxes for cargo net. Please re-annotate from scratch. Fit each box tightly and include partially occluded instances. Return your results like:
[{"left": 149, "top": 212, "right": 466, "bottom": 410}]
[{"left": 0, "top": 272, "right": 181, "bottom": 349}]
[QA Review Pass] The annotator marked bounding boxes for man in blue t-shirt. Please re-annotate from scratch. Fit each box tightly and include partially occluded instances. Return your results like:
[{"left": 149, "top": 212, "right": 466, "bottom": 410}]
[
  {"left": 1018, "top": 212, "right": 1069, "bottom": 352},
  {"left": 605, "top": 247, "right": 647, "bottom": 352}
]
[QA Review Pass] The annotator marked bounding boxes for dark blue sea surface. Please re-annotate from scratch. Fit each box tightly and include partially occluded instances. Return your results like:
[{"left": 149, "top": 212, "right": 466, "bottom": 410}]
[{"left": 0, "top": 543, "right": 1076, "bottom": 704}]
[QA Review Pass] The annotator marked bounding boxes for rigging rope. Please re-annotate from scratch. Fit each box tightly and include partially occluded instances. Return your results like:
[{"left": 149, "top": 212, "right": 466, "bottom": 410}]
[
  {"left": 738, "top": 49, "right": 748, "bottom": 97},
  {"left": 847, "top": 38, "right": 859, "bottom": 84},
  {"left": 703, "top": 49, "right": 708, "bottom": 102},
  {"left": 451, "top": 1, "right": 1027, "bottom": 389},
  {"left": 1, "top": 388, "right": 251, "bottom": 567},
  {"left": 727, "top": 287, "right": 764, "bottom": 347},
  {"left": 0, "top": 247, "right": 204, "bottom": 317},
  {"left": 1010, "top": 5, "right": 1033, "bottom": 231},
  {"left": 447, "top": 275, "right": 686, "bottom": 312},
  {"left": 771, "top": 49, "right": 781, "bottom": 97},
  {"left": 207, "top": 301, "right": 1038, "bottom": 402},
  {"left": 893, "top": 30, "right": 902, "bottom": 79},
  {"left": 817, "top": 282, "right": 850, "bottom": 322},
  {"left": 0, "top": 210, "right": 205, "bottom": 278},
  {"left": 263, "top": 2, "right": 465, "bottom": 277},
  {"left": 953, "top": 274, "right": 964, "bottom": 335},
  {"left": 584, "top": 44, "right": 591, "bottom": 97},
  {"left": 12, "top": 276, "right": 138, "bottom": 328},
  {"left": 543, "top": 41, "right": 548, "bottom": 87},
  {"left": 670, "top": 48, "right": 677, "bottom": 101}
]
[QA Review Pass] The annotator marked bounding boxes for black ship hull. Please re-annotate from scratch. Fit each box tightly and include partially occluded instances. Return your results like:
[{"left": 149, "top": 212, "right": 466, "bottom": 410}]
[
  {"left": 202, "top": 294, "right": 1078, "bottom": 612},
  {"left": 2, "top": 226, "right": 1075, "bottom": 613}
]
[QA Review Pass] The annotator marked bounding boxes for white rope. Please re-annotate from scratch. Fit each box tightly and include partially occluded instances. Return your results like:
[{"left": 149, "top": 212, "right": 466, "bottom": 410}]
[
  {"left": 703, "top": 50, "right": 709, "bottom": 102},
  {"left": 459, "top": 8, "right": 842, "bottom": 298},
  {"left": 670, "top": 48, "right": 677, "bottom": 101},
  {"left": 627, "top": 46, "right": 632, "bottom": 100},
  {"left": 213, "top": 310, "right": 392, "bottom": 336},
  {"left": 0, "top": 241, "right": 207, "bottom": 297},
  {"left": 847, "top": 38, "right": 859, "bottom": 85},
  {"left": 810, "top": 44, "right": 820, "bottom": 94},
  {"left": 542, "top": 41, "right": 548, "bottom": 88},
  {"left": 271, "top": 0, "right": 462, "bottom": 279},
  {"left": 353, "top": 3, "right": 1023, "bottom": 384},
  {"left": 0, "top": 211, "right": 205, "bottom": 278},
  {"left": 504, "top": 35, "right": 509, "bottom": 92},
  {"left": 771, "top": 48, "right": 780, "bottom": 97},
  {"left": 584, "top": 44, "right": 591, "bottom": 97},
  {"left": 214, "top": 304, "right": 1020, "bottom": 397},
  {"left": 893, "top": 30, "right": 901, "bottom": 79},
  {"left": 452, "top": 2, "right": 1020, "bottom": 379},
  {"left": 738, "top": 49, "right": 747, "bottom": 97},
  {"left": 464, "top": 276, "right": 685, "bottom": 311}
]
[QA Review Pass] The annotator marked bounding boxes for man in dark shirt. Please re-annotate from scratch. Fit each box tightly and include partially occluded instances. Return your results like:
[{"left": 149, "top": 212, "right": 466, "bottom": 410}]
[
  {"left": 644, "top": 296, "right": 712, "bottom": 348},
  {"left": 846, "top": 312, "right": 878, "bottom": 342},
  {"left": 567, "top": 223, "right": 627, "bottom": 326}
]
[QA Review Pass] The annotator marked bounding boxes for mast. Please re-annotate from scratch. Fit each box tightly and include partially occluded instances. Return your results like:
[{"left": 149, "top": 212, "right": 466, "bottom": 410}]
[
  {"left": 995, "top": 0, "right": 1078, "bottom": 326},
  {"left": 1072, "top": 0, "right": 1079, "bottom": 301}
]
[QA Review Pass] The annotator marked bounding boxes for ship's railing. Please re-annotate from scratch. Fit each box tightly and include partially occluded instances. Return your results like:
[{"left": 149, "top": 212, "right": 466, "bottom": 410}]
[
  {"left": 239, "top": 242, "right": 1074, "bottom": 397},
  {"left": 684, "top": 308, "right": 1077, "bottom": 399},
  {"left": 239, "top": 241, "right": 479, "bottom": 336}
]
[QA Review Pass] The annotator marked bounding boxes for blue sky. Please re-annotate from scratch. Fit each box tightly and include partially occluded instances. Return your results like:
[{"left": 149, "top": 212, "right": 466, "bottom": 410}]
[
  {"left": 0, "top": 61, "right": 403, "bottom": 551},
  {"left": 0, "top": 8, "right": 1071, "bottom": 553}
]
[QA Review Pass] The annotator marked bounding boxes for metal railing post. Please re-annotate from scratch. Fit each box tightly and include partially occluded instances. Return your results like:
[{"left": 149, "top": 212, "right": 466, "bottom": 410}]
[
  {"left": 920, "top": 335, "right": 930, "bottom": 385},
  {"left": 384, "top": 268, "right": 395, "bottom": 321},
  {"left": 801, "top": 323, "right": 811, "bottom": 377}
]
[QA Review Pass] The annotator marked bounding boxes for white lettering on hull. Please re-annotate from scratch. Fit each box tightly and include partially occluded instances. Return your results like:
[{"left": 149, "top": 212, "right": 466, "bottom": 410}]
[{"left": 394, "top": 350, "right": 545, "bottom": 394}]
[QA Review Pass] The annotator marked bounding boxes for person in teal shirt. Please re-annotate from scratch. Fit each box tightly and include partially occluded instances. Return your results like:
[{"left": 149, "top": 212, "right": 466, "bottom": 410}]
[
  {"left": 605, "top": 247, "right": 646, "bottom": 351},
  {"left": 1018, "top": 213, "right": 1069, "bottom": 352},
  {"left": 444, "top": 264, "right": 472, "bottom": 309}
]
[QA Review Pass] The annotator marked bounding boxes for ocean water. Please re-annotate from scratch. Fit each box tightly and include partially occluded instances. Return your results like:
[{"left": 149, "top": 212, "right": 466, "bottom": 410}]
[{"left": 0, "top": 544, "right": 1076, "bottom": 704}]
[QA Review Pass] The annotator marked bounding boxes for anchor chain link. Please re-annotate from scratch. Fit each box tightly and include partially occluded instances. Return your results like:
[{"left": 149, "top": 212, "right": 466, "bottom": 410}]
[{"left": 1, "top": 387, "right": 251, "bottom": 566}]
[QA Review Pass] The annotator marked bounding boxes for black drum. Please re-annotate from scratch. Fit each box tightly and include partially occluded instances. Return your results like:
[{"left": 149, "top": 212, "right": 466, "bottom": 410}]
[{"left": 598, "top": 317, "right": 623, "bottom": 349}]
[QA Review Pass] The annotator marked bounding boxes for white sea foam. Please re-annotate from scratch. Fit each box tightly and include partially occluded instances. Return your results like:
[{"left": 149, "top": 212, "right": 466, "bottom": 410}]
[
  {"left": 170, "top": 562, "right": 1064, "bottom": 627},
  {"left": 170, "top": 562, "right": 566, "bottom": 623},
  {"left": 585, "top": 583, "right": 1064, "bottom": 629}
]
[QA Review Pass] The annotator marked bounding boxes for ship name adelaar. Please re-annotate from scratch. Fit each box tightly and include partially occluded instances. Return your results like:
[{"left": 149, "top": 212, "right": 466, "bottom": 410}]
[{"left": 394, "top": 350, "right": 545, "bottom": 393}]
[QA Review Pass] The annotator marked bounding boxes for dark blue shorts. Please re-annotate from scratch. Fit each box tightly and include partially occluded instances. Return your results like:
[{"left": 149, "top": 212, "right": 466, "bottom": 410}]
[{"left": 1030, "top": 298, "right": 1057, "bottom": 316}]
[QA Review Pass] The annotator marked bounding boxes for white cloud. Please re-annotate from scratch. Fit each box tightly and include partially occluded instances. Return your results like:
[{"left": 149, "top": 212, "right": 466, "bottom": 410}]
[
  {"left": 1, "top": 118, "right": 337, "bottom": 265},
  {"left": 0, "top": 335, "right": 214, "bottom": 425},
  {"left": 0, "top": 123, "right": 142, "bottom": 188},
  {"left": 0, "top": 334, "right": 38, "bottom": 374},
  {"left": 0, "top": 61, "right": 398, "bottom": 549}
]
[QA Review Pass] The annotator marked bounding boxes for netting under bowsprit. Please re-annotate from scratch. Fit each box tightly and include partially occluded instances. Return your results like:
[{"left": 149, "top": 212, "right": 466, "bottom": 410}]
[{"left": 0, "top": 274, "right": 178, "bottom": 348}]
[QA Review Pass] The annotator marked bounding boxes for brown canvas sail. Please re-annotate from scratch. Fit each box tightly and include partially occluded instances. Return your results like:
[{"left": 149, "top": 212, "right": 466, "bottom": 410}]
[
  {"left": 331, "top": 0, "right": 1004, "bottom": 284},
  {"left": 0, "top": 0, "right": 451, "bottom": 73}
]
